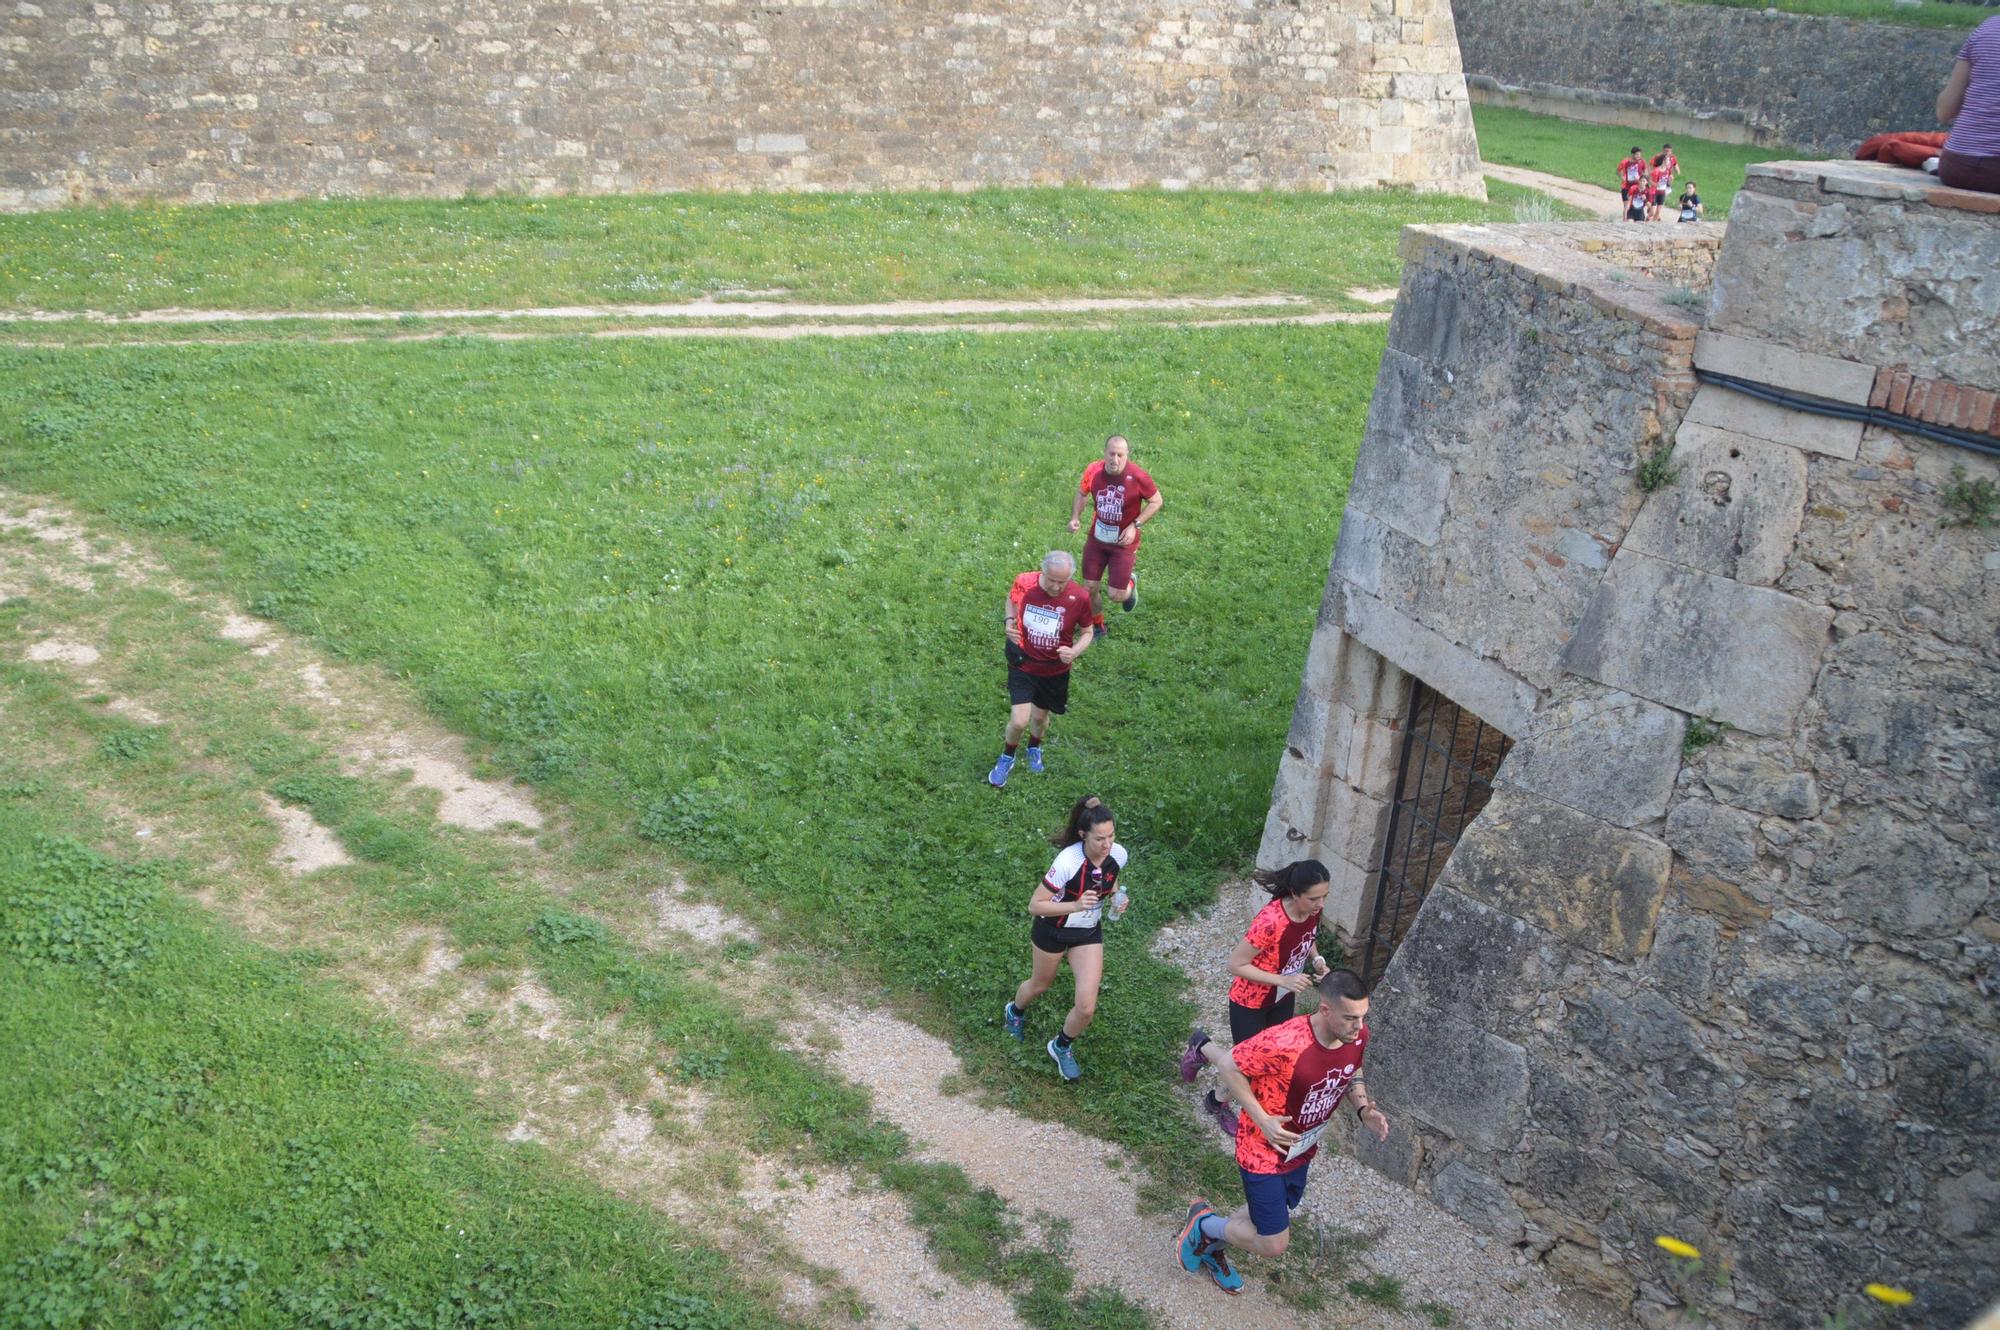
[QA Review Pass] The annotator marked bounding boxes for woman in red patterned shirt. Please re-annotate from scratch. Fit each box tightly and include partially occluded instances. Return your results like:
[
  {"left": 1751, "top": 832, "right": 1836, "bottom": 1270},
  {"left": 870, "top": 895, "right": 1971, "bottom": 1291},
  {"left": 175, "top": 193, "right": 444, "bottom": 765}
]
[{"left": 1195, "top": 860, "right": 1331, "bottom": 1132}]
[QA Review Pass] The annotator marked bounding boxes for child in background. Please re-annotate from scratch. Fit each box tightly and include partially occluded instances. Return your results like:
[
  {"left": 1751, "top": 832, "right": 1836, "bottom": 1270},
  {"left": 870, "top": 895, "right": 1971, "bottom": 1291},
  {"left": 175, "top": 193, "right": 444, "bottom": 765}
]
[{"left": 1678, "top": 182, "right": 1703, "bottom": 222}]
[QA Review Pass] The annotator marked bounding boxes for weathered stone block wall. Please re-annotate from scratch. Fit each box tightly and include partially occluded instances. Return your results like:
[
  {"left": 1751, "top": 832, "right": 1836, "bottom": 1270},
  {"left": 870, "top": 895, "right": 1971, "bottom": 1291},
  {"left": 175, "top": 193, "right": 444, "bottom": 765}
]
[
  {"left": 1270, "top": 163, "right": 1997, "bottom": 1328},
  {"left": 1260, "top": 221, "right": 1719, "bottom": 922},
  {"left": 0, "top": 0, "right": 1485, "bottom": 210},
  {"left": 1453, "top": 0, "right": 1967, "bottom": 154}
]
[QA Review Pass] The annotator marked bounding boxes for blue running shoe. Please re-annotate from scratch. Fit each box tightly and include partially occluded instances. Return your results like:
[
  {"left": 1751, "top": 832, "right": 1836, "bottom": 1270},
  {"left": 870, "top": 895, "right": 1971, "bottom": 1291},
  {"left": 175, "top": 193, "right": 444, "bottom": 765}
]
[
  {"left": 1047, "top": 1038, "right": 1081, "bottom": 1082},
  {"left": 987, "top": 753, "right": 1014, "bottom": 788},
  {"left": 1092, "top": 620, "right": 1108, "bottom": 641},
  {"left": 1201, "top": 1247, "right": 1244, "bottom": 1295},
  {"left": 1025, "top": 745, "right": 1044, "bottom": 774},
  {"left": 1177, "top": 1200, "right": 1215, "bottom": 1273},
  {"left": 1122, "top": 573, "right": 1138, "bottom": 612},
  {"left": 1003, "top": 1002, "right": 1025, "bottom": 1041}
]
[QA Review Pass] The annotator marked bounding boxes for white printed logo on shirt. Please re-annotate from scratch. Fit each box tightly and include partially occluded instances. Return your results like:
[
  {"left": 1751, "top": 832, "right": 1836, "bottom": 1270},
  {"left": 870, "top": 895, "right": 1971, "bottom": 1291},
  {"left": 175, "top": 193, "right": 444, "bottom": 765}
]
[
  {"left": 1021, "top": 603, "right": 1065, "bottom": 651},
  {"left": 1279, "top": 929, "right": 1319, "bottom": 977}
]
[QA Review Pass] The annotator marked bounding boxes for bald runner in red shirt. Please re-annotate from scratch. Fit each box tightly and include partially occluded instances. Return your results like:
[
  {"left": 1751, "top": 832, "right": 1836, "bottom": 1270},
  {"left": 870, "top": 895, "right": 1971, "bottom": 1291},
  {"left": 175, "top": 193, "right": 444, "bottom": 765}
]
[{"left": 1068, "top": 434, "right": 1162, "bottom": 639}]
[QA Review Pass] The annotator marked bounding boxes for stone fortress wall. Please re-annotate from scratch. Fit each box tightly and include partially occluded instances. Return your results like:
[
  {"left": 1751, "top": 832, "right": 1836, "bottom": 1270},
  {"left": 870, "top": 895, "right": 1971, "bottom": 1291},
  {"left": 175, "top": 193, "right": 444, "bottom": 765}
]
[
  {"left": 1263, "top": 163, "right": 1998, "bottom": 1327},
  {"left": 1452, "top": 0, "right": 1968, "bottom": 154},
  {"left": 0, "top": 0, "right": 1485, "bottom": 211}
]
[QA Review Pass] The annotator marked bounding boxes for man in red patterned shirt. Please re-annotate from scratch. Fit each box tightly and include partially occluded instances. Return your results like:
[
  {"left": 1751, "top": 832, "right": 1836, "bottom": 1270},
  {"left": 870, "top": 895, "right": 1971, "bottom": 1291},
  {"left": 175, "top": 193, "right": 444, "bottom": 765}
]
[
  {"left": 989, "top": 550, "right": 1095, "bottom": 788},
  {"left": 1175, "top": 970, "right": 1390, "bottom": 1294},
  {"left": 1067, "top": 434, "right": 1162, "bottom": 640}
]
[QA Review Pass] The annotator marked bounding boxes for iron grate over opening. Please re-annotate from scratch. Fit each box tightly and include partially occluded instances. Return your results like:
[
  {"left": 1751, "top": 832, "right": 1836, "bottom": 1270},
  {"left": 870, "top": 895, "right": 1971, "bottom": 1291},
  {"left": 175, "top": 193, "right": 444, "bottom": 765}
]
[{"left": 1356, "top": 682, "right": 1513, "bottom": 986}]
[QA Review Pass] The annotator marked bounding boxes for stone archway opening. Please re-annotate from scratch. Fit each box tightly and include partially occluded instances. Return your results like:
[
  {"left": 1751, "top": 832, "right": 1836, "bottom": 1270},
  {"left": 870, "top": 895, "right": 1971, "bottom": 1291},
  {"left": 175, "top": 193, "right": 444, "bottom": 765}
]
[{"left": 1356, "top": 681, "right": 1512, "bottom": 983}]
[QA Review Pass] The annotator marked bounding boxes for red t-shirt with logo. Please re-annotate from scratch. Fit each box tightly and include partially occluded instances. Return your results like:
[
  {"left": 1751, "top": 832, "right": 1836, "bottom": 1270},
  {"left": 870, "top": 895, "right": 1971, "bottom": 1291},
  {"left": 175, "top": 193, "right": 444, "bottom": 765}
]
[
  {"left": 1078, "top": 461, "right": 1158, "bottom": 550},
  {"left": 1231, "top": 1016, "right": 1368, "bottom": 1175},
  {"left": 1227, "top": 898, "right": 1323, "bottom": 1009},
  {"left": 1618, "top": 156, "right": 1646, "bottom": 190},
  {"left": 1009, "top": 572, "right": 1093, "bottom": 677}
]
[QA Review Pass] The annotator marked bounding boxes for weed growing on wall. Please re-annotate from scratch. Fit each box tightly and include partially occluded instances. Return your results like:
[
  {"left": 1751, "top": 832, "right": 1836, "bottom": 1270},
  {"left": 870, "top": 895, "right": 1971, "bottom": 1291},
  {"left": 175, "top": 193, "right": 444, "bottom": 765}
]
[
  {"left": 1637, "top": 446, "right": 1684, "bottom": 493},
  {"left": 1941, "top": 462, "right": 1999, "bottom": 528},
  {"left": 1681, "top": 716, "right": 1729, "bottom": 757}
]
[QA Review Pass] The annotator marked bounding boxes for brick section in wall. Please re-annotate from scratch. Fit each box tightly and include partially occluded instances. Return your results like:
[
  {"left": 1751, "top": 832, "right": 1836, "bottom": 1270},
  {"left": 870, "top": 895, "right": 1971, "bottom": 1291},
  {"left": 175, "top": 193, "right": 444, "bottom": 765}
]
[{"left": 1870, "top": 368, "right": 2000, "bottom": 439}]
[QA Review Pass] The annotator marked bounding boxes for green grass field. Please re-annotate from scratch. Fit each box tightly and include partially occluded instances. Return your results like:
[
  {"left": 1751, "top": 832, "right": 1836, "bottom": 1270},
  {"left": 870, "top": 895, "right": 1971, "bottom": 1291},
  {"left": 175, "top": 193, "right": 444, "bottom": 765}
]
[
  {"left": 0, "top": 784, "right": 778, "bottom": 1330},
  {"left": 1471, "top": 104, "right": 1829, "bottom": 218},
  {"left": 0, "top": 182, "right": 1559, "bottom": 315},
  {"left": 1674, "top": 0, "right": 1988, "bottom": 29},
  {"left": 0, "top": 304, "right": 1387, "bottom": 1322}
]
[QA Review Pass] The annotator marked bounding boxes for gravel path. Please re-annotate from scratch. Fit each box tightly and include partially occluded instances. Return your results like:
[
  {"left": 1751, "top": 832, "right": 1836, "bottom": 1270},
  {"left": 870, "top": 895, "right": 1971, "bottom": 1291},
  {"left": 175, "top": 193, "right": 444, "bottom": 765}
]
[
  {"left": 5, "top": 293, "right": 1315, "bottom": 325},
  {"left": 1484, "top": 164, "right": 1627, "bottom": 220},
  {"left": 1154, "top": 879, "right": 1636, "bottom": 1330},
  {"left": 0, "top": 308, "right": 1389, "bottom": 351},
  {"left": 812, "top": 1004, "right": 1304, "bottom": 1329}
]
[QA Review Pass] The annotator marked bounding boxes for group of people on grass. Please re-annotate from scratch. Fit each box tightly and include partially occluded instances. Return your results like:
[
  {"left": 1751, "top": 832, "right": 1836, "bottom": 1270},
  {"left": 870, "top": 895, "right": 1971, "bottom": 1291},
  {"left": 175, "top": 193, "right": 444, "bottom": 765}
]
[
  {"left": 982, "top": 438, "right": 1392, "bottom": 1297},
  {"left": 1617, "top": 142, "right": 1703, "bottom": 223}
]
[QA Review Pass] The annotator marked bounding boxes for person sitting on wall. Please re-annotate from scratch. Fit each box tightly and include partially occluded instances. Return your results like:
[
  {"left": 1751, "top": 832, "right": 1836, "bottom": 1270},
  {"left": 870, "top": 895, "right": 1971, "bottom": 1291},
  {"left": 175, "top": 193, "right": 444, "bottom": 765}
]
[
  {"left": 1677, "top": 182, "right": 1704, "bottom": 222},
  {"left": 1938, "top": 12, "right": 2000, "bottom": 194}
]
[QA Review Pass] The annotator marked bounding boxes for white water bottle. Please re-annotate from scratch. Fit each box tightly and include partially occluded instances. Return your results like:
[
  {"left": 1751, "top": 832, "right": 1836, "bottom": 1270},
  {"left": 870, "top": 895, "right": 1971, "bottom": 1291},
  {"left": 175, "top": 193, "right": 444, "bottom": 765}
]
[{"left": 1107, "top": 887, "right": 1130, "bottom": 922}]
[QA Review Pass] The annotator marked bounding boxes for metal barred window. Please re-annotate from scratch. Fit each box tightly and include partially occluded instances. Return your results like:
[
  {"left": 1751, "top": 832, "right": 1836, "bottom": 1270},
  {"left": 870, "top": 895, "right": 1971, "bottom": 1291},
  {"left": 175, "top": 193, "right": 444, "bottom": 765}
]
[{"left": 1357, "top": 682, "right": 1513, "bottom": 985}]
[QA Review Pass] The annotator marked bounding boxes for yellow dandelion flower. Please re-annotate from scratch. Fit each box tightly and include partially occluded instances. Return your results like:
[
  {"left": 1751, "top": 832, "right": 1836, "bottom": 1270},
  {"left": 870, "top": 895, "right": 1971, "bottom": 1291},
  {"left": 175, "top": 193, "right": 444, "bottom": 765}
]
[
  {"left": 1863, "top": 1285, "right": 1913, "bottom": 1307},
  {"left": 1654, "top": 1237, "right": 1702, "bottom": 1260}
]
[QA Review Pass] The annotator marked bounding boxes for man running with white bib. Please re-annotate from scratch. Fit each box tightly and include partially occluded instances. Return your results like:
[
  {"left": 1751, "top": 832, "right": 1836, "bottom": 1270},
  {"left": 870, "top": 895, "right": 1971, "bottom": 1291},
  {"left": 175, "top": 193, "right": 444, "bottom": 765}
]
[{"left": 1068, "top": 434, "right": 1161, "bottom": 641}]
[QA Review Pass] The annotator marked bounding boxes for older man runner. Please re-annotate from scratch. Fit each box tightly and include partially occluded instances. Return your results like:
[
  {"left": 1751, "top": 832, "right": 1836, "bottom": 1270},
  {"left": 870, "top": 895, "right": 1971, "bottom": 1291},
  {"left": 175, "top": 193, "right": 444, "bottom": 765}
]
[
  {"left": 990, "top": 550, "right": 1095, "bottom": 788},
  {"left": 1174, "top": 970, "right": 1390, "bottom": 1294},
  {"left": 1068, "top": 434, "right": 1162, "bottom": 640}
]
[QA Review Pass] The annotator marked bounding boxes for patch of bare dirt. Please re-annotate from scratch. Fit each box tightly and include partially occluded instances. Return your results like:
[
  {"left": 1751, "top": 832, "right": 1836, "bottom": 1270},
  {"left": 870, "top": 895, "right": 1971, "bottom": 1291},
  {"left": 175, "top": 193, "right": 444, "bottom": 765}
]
[
  {"left": 1347, "top": 287, "right": 1401, "bottom": 305},
  {"left": 23, "top": 638, "right": 101, "bottom": 666},
  {"left": 260, "top": 793, "right": 353, "bottom": 875},
  {"left": 649, "top": 883, "right": 759, "bottom": 945},
  {"left": 105, "top": 697, "right": 163, "bottom": 725},
  {"left": 342, "top": 738, "right": 543, "bottom": 833},
  {"left": 743, "top": 1162, "right": 1027, "bottom": 1330}
]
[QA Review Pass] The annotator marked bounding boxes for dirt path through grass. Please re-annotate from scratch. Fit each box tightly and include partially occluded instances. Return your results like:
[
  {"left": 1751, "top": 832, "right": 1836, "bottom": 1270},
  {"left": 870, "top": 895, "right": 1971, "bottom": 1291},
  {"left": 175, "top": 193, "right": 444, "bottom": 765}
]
[
  {"left": 0, "top": 305, "right": 1391, "bottom": 350},
  {"left": 2, "top": 484, "right": 1634, "bottom": 1330},
  {"left": 1, "top": 487, "right": 1305, "bottom": 1329},
  {"left": 1483, "top": 164, "right": 1625, "bottom": 218},
  {"left": 0, "top": 489, "right": 1028, "bottom": 1330}
]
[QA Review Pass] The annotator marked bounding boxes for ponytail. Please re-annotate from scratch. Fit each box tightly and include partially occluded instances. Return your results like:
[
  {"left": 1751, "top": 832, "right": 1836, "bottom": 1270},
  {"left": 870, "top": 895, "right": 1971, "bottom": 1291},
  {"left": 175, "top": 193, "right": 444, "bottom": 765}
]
[
  {"left": 1051, "top": 795, "right": 1114, "bottom": 848},
  {"left": 1251, "top": 858, "right": 1331, "bottom": 900}
]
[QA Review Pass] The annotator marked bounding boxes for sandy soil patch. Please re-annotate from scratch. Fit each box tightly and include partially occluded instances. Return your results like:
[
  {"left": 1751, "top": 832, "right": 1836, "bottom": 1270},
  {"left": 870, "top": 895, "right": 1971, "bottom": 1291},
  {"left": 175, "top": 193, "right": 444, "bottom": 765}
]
[
  {"left": 343, "top": 737, "right": 543, "bottom": 833},
  {"left": 260, "top": 793, "right": 354, "bottom": 875},
  {"left": 218, "top": 613, "right": 271, "bottom": 643},
  {"left": 650, "top": 884, "right": 759, "bottom": 946},
  {"left": 744, "top": 1163, "right": 1028, "bottom": 1330},
  {"left": 1347, "top": 287, "right": 1401, "bottom": 305},
  {"left": 105, "top": 697, "right": 163, "bottom": 725},
  {"left": 24, "top": 638, "right": 102, "bottom": 666}
]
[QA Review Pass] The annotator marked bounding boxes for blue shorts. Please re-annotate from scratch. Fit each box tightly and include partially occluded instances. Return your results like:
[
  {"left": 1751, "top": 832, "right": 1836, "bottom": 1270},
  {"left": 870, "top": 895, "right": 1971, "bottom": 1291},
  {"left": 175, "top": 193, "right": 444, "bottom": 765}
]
[{"left": 1240, "top": 1162, "right": 1311, "bottom": 1236}]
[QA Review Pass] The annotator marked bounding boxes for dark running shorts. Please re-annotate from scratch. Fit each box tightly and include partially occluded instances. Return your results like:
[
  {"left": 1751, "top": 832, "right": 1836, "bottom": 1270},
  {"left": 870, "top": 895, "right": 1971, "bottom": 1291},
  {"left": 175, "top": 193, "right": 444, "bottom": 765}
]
[
  {"left": 1228, "top": 993, "right": 1297, "bottom": 1044},
  {"left": 1241, "top": 1162, "right": 1312, "bottom": 1235},
  {"left": 1005, "top": 642, "right": 1071, "bottom": 713},
  {"left": 1031, "top": 917, "right": 1104, "bottom": 953}
]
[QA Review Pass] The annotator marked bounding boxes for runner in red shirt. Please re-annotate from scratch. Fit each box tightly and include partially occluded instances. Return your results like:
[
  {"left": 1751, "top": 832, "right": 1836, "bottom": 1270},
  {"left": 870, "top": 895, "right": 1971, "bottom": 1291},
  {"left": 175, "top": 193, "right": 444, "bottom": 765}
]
[
  {"left": 1193, "top": 859, "right": 1333, "bottom": 1135},
  {"left": 1067, "top": 434, "right": 1162, "bottom": 640},
  {"left": 989, "top": 550, "right": 1094, "bottom": 789},
  {"left": 1617, "top": 147, "right": 1647, "bottom": 205},
  {"left": 1175, "top": 971, "right": 1390, "bottom": 1294},
  {"left": 1001, "top": 797, "right": 1130, "bottom": 1081}
]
